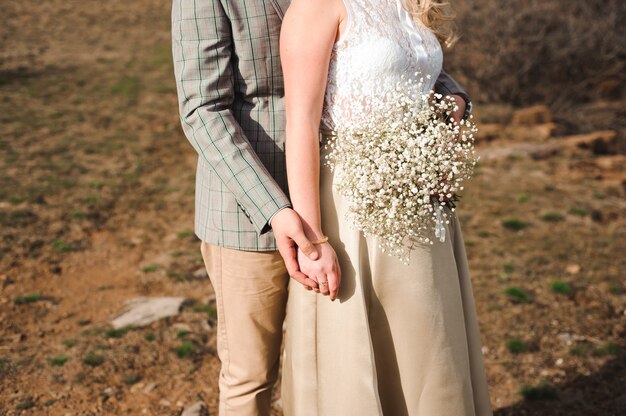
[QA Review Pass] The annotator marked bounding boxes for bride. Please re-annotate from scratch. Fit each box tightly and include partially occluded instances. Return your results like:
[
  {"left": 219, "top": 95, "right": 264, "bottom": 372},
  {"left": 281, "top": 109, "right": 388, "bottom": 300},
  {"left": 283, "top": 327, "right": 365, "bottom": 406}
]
[{"left": 279, "top": 0, "right": 493, "bottom": 414}]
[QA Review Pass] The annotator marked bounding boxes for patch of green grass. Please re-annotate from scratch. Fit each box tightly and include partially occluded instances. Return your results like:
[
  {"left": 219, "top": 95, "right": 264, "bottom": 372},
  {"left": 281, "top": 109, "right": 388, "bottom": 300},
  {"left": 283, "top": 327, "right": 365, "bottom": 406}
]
[
  {"left": 520, "top": 382, "right": 558, "bottom": 401},
  {"left": 123, "top": 374, "right": 142, "bottom": 385},
  {"left": 503, "top": 263, "right": 516, "bottom": 273},
  {"left": 83, "top": 352, "right": 105, "bottom": 367},
  {"left": 71, "top": 210, "right": 85, "bottom": 219},
  {"left": 122, "top": 161, "right": 143, "bottom": 185},
  {"left": 10, "top": 209, "right": 36, "bottom": 221},
  {"left": 47, "top": 354, "right": 68, "bottom": 367},
  {"left": 63, "top": 339, "right": 78, "bottom": 348},
  {"left": 83, "top": 194, "right": 101, "bottom": 203},
  {"left": 569, "top": 343, "right": 592, "bottom": 357},
  {"left": 477, "top": 230, "right": 491, "bottom": 238},
  {"left": 592, "top": 343, "right": 620, "bottom": 357},
  {"left": 49, "top": 110, "right": 66, "bottom": 119},
  {"left": 15, "top": 397, "right": 36, "bottom": 410},
  {"left": 501, "top": 217, "right": 529, "bottom": 231},
  {"left": 105, "top": 326, "right": 135, "bottom": 338},
  {"left": 152, "top": 82, "right": 175, "bottom": 94},
  {"left": 175, "top": 341, "right": 196, "bottom": 358},
  {"left": 144, "top": 333, "right": 156, "bottom": 342},
  {"left": 191, "top": 302, "right": 217, "bottom": 320},
  {"left": 142, "top": 263, "right": 161, "bottom": 273},
  {"left": 506, "top": 339, "right": 528, "bottom": 354},
  {"left": 592, "top": 191, "right": 606, "bottom": 200},
  {"left": 110, "top": 75, "right": 141, "bottom": 104},
  {"left": 609, "top": 285, "right": 625, "bottom": 295},
  {"left": 44, "top": 175, "right": 78, "bottom": 189},
  {"left": 14, "top": 293, "right": 43, "bottom": 305},
  {"left": 81, "top": 327, "right": 104, "bottom": 336},
  {"left": 7, "top": 195, "right": 27, "bottom": 204},
  {"left": 176, "top": 229, "right": 195, "bottom": 239},
  {"left": 517, "top": 193, "right": 530, "bottom": 202},
  {"left": 551, "top": 280, "right": 572, "bottom": 295},
  {"left": 505, "top": 287, "right": 531, "bottom": 303},
  {"left": 176, "top": 330, "right": 190, "bottom": 338},
  {"left": 541, "top": 212, "right": 564, "bottom": 222},
  {"left": 87, "top": 181, "right": 104, "bottom": 190},
  {"left": 569, "top": 206, "right": 588, "bottom": 217},
  {"left": 51, "top": 240, "right": 73, "bottom": 253},
  {"left": 544, "top": 184, "right": 556, "bottom": 192},
  {"left": 150, "top": 42, "right": 175, "bottom": 68}
]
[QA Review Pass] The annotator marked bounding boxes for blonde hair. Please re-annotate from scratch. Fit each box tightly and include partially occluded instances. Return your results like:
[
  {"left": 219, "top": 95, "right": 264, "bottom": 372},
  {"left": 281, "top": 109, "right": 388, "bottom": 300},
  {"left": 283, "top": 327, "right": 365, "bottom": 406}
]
[{"left": 403, "top": 0, "right": 458, "bottom": 47}]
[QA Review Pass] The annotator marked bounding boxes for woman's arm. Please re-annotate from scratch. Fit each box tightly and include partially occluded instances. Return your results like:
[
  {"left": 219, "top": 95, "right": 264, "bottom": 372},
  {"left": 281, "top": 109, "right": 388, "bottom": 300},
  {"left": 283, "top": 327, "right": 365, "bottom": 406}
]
[{"left": 280, "top": 0, "right": 347, "bottom": 300}]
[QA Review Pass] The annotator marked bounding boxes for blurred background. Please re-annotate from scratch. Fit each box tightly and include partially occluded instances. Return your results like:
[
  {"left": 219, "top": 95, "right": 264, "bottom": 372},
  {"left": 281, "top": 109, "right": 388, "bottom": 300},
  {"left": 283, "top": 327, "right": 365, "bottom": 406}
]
[{"left": 0, "top": 0, "right": 624, "bottom": 414}]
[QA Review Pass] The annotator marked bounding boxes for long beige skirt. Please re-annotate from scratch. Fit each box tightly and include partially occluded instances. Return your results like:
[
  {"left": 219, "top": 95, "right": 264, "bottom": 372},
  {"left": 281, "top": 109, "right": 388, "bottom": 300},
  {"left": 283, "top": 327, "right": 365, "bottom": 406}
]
[{"left": 280, "top": 143, "right": 493, "bottom": 416}]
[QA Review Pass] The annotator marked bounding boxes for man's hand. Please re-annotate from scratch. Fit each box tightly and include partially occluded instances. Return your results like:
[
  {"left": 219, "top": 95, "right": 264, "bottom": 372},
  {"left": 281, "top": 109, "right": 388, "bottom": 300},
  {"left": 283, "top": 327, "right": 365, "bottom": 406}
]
[
  {"left": 449, "top": 94, "right": 467, "bottom": 124},
  {"left": 271, "top": 208, "right": 319, "bottom": 290}
]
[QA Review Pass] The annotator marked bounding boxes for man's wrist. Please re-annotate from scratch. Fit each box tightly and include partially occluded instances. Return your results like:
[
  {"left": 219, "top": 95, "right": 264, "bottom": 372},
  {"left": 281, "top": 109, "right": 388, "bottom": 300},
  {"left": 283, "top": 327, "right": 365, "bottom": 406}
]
[
  {"left": 463, "top": 100, "right": 473, "bottom": 121},
  {"left": 268, "top": 205, "right": 292, "bottom": 229}
]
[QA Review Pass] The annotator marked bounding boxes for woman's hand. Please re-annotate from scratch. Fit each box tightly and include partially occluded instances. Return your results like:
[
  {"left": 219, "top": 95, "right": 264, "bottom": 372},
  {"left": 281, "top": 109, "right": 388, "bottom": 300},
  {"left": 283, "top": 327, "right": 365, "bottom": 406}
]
[{"left": 298, "top": 243, "right": 342, "bottom": 301}]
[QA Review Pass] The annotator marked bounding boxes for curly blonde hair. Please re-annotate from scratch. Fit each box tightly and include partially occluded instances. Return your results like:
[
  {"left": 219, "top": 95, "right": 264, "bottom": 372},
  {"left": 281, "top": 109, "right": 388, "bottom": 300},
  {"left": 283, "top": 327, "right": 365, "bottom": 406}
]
[{"left": 403, "top": 0, "right": 458, "bottom": 47}]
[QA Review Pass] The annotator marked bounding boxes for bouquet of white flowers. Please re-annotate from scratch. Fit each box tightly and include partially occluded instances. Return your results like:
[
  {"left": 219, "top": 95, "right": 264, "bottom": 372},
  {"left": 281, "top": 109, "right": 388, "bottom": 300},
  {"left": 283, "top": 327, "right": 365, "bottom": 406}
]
[{"left": 322, "top": 73, "right": 479, "bottom": 264}]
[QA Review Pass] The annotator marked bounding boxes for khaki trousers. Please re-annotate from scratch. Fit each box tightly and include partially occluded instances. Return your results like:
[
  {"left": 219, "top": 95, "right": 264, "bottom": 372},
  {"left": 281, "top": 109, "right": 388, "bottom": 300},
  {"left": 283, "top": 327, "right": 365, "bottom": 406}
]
[{"left": 200, "top": 242, "right": 290, "bottom": 416}]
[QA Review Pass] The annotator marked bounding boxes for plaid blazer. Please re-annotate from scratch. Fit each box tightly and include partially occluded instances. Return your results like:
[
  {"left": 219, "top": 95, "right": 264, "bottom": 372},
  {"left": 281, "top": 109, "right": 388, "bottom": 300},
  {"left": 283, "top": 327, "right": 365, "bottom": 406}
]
[{"left": 171, "top": 0, "right": 469, "bottom": 251}]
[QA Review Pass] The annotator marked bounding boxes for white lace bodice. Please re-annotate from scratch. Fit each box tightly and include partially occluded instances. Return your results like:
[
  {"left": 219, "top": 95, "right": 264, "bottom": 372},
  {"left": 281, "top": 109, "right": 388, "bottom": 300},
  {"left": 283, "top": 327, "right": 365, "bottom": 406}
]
[{"left": 321, "top": 0, "right": 443, "bottom": 130}]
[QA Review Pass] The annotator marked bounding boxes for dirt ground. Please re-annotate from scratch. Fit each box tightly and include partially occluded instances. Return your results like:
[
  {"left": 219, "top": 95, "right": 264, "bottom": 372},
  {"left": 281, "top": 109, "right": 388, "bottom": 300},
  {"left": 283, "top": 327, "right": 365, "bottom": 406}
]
[{"left": 1, "top": 1, "right": 625, "bottom": 415}]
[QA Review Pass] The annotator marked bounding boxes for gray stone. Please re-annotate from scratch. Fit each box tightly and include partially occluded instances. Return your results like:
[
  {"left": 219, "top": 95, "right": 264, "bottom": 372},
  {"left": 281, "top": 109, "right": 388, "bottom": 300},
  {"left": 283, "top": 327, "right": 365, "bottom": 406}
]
[
  {"left": 181, "top": 401, "right": 208, "bottom": 416},
  {"left": 193, "top": 267, "right": 209, "bottom": 279},
  {"left": 101, "top": 387, "right": 115, "bottom": 397},
  {"left": 111, "top": 297, "right": 186, "bottom": 329}
]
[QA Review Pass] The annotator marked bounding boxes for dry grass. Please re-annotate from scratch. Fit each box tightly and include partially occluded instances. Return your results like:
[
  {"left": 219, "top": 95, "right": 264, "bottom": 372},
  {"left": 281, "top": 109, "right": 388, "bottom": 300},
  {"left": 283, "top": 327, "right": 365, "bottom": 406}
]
[
  {"left": 446, "top": 0, "right": 626, "bottom": 132},
  {"left": 0, "top": 1, "right": 624, "bottom": 414}
]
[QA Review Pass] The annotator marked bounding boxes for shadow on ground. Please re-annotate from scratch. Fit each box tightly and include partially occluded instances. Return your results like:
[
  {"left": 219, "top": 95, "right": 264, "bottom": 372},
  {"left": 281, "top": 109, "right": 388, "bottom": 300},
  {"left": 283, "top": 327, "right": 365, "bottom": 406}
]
[{"left": 495, "top": 350, "right": 626, "bottom": 416}]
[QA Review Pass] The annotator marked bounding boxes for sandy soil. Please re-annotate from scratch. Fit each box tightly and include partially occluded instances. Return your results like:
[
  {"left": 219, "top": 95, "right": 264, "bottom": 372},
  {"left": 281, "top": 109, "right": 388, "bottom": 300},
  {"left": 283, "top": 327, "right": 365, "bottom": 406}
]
[{"left": 1, "top": 1, "right": 625, "bottom": 415}]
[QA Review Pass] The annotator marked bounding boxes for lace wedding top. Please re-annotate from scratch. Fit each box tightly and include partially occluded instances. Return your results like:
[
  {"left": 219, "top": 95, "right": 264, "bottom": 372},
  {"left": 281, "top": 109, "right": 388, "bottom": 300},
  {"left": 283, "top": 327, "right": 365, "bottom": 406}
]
[{"left": 321, "top": 0, "right": 444, "bottom": 131}]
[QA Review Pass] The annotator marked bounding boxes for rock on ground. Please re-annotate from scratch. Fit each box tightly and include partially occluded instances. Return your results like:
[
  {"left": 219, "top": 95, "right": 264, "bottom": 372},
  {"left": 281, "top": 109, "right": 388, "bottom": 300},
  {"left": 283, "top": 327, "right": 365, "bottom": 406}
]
[
  {"left": 181, "top": 401, "right": 208, "bottom": 416},
  {"left": 111, "top": 297, "right": 186, "bottom": 329}
]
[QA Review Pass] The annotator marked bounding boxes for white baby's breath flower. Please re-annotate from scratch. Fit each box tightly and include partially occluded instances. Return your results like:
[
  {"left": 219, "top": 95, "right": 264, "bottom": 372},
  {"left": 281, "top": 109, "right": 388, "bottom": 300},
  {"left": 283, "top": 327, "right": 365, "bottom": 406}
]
[{"left": 322, "top": 73, "right": 479, "bottom": 264}]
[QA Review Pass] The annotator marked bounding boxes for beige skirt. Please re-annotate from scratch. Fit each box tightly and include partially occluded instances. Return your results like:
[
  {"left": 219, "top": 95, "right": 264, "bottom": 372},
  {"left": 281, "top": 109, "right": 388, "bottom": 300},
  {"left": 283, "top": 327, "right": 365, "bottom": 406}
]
[{"left": 280, "top": 141, "right": 493, "bottom": 416}]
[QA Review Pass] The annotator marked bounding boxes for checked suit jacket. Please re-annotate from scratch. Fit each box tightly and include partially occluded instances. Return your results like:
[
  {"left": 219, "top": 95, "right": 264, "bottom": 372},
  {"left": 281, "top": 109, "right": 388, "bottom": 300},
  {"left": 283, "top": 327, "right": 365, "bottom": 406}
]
[{"left": 171, "top": 0, "right": 470, "bottom": 251}]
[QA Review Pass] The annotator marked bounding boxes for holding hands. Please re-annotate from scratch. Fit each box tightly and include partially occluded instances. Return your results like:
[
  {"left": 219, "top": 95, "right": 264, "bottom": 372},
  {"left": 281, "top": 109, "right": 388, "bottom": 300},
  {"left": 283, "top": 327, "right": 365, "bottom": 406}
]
[
  {"left": 298, "top": 238, "right": 342, "bottom": 301},
  {"left": 271, "top": 208, "right": 342, "bottom": 299}
]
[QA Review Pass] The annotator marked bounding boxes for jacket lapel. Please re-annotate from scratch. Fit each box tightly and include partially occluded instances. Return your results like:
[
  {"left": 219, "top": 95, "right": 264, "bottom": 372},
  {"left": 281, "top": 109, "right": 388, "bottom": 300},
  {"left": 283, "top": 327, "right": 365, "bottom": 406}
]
[{"left": 269, "top": 0, "right": 291, "bottom": 20}]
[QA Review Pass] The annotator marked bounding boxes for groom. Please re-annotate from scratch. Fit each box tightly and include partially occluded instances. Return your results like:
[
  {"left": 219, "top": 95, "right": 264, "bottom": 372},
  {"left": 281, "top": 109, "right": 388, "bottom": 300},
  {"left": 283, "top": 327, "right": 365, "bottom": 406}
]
[{"left": 171, "top": 0, "right": 471, "bottom": 414}]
